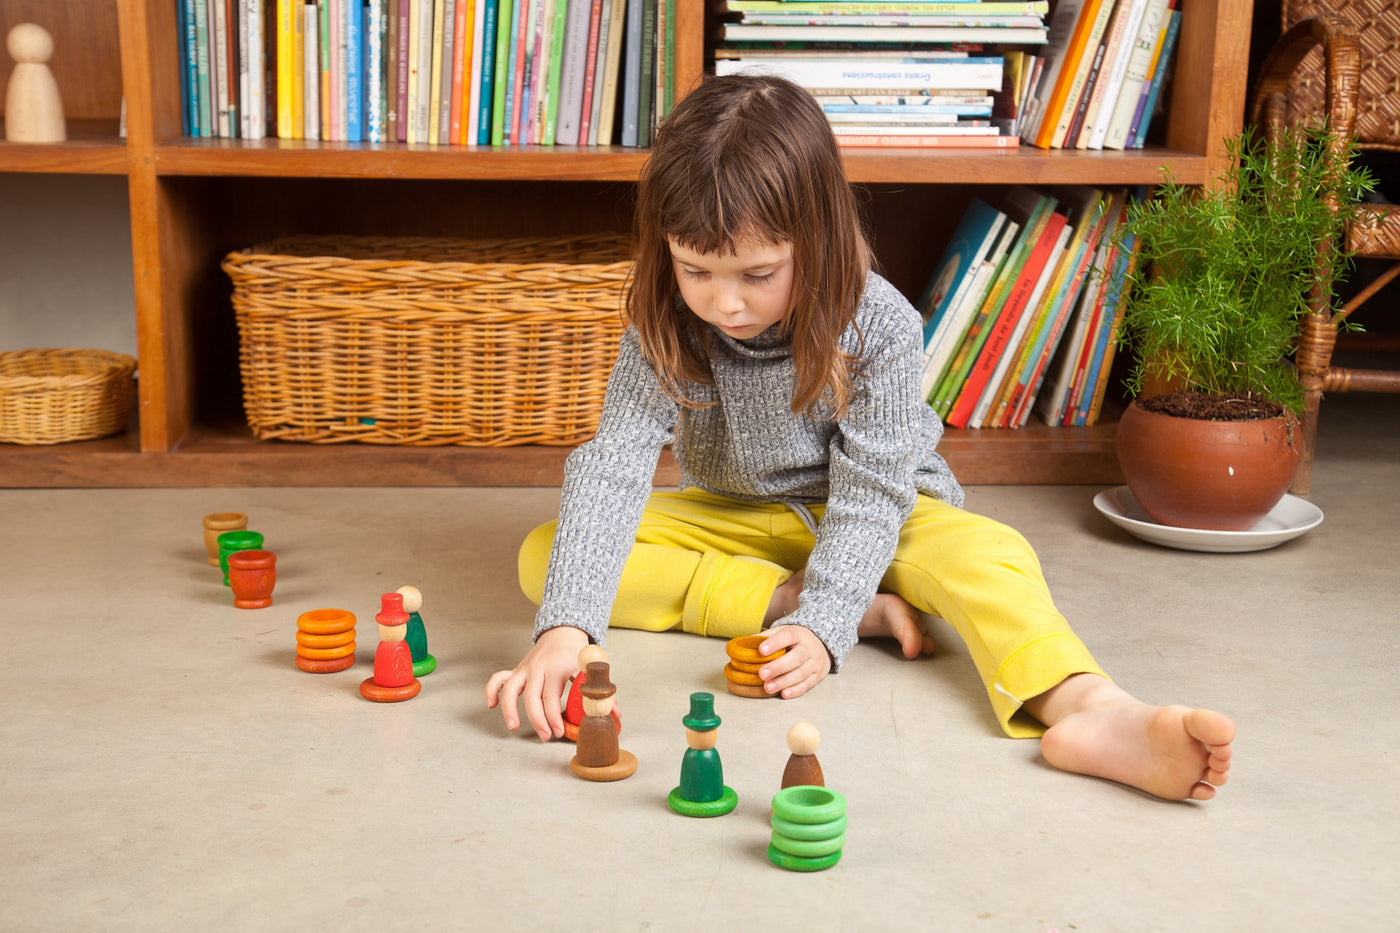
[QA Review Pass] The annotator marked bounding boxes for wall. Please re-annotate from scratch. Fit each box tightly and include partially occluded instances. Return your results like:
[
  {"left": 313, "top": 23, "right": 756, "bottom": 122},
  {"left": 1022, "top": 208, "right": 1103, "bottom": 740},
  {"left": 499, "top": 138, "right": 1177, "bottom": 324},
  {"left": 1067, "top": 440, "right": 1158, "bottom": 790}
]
[{"left": 0, "top": 173, "right": 136, "bottom": 355}]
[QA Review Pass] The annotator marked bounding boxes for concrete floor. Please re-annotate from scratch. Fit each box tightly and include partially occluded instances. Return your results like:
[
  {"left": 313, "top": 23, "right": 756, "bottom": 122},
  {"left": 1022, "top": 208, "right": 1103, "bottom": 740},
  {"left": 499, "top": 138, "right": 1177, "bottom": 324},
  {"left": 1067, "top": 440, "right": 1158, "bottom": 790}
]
[{"left": 2, "top": 392, "right": 1396, "bottom": 932}]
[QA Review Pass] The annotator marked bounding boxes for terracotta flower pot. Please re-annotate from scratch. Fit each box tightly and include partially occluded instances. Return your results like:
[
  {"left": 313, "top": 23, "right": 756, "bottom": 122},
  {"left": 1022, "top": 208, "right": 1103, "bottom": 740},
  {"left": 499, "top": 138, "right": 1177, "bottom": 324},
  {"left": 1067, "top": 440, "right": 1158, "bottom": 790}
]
[
  {"left": 227, "top": 549, "right": 277, "bottom": 609},
  {"left": 1115, "top": 400, "right": 1302, "bottom": 531}
]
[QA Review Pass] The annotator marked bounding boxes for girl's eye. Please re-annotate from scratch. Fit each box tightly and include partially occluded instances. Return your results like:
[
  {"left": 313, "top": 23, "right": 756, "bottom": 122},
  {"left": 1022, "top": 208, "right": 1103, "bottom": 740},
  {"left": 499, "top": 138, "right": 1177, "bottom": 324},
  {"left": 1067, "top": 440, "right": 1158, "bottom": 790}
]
[
  {"left": 745, "top": 272, "right": 776, "bottom": 285},
  {"left": 679, "top": 267, "right": 708, "bottom": 281}
]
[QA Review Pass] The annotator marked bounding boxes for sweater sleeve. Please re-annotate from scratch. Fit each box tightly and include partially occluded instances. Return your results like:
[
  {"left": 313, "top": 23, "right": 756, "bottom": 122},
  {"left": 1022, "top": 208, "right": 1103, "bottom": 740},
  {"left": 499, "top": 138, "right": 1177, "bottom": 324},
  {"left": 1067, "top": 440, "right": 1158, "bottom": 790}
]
[
  {"left": 769, "top": 286, "right": 925, "bottom": 669},
  {"left": 532, "top": 329, "right": 679, "bottom": 646}
]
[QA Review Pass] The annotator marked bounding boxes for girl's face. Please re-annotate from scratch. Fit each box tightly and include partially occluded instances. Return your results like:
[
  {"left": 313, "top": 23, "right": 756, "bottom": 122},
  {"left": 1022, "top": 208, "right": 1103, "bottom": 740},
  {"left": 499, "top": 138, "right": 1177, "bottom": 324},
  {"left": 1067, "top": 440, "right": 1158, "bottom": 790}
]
[{"left": 667, "top": 234, "right": 794, "bottom": 341}]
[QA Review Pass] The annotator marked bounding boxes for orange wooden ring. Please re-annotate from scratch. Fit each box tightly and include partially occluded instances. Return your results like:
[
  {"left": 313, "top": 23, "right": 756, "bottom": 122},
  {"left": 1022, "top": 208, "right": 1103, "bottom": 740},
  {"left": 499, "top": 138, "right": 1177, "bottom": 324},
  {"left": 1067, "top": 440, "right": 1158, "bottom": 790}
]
[
  {"left": 296, "top": 642, "right": 357, "bottom": 661},
  {"left": 726, "top": 681, "right": 772, "bottom": 699},
  {"left": 726, "top": 634, "right": 784, "bottom": 664},
  {"left": 295, "top": 654, "right": 356, "bottom": 674},
  {"left": 295, "top": 628, "right": 356, "bottom": 649},
  {"left": 359, "top": 678, "right": 421, "bottom": 702},
  {"left": 297, "top": 608, "right": 357, "bottom": 635},
  {"left": 723, "top": 662, "right": 765, "bottom": 686},
  {"left": 725, "top": 655, "right": 765, "bottom": 674}
]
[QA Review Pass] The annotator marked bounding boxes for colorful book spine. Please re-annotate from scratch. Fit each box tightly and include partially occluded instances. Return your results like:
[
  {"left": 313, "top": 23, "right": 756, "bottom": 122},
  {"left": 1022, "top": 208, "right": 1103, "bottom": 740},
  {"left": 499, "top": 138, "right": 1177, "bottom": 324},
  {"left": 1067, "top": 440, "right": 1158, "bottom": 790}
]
[
  {"left": 577, "top": 0, "right": 605, "bottom": 145},
  {"left": 1129, "top": 6, "right": 1179, "bottom": 148},
  {"left": 428, "top": 0, "right": 446, "bottom": 143},
  {"left": 542, "top": 0, "right": 570, "bottom": 143},
  {"left": 368, "top": 0, "right": 386, "bottom": 141},
  {"left": 477, "top": 0, "right": 499, "bottom": 143},
  {"left": 492, "top": 0, "right": 517, "bottom": 143},
  {"left": 274, "top": 0, "right": 292, "bottom": 137},
  {"left": 636, "top": 0, "right": 655, "bottom": 145},
  {"left": 595, "top": 0, "right": 627, "bottom": 144},
  {"left": 303, "top": 2, "right": 321, "bottom": 139},
  {"left": 345, "top": 0, "right": 363, "bottom": 141}
]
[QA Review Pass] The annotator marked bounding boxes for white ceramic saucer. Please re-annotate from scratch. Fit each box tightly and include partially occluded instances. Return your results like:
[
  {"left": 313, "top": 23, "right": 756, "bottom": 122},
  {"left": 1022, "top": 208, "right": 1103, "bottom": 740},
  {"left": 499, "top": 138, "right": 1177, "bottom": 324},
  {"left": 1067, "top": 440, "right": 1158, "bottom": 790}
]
[{"left": 1092, "top": 486, "right": 1324, "bottom": 553}]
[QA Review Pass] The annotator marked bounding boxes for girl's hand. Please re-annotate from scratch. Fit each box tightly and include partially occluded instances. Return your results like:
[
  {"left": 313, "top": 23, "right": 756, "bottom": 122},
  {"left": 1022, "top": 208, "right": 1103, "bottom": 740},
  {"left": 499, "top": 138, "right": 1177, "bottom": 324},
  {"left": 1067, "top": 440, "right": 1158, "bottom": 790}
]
[
  {"left": 485, "top": 626, "right": 590, "bottom": 740},
  {"left": 757, "top": 625, "right": 834, "bottom": 699}
]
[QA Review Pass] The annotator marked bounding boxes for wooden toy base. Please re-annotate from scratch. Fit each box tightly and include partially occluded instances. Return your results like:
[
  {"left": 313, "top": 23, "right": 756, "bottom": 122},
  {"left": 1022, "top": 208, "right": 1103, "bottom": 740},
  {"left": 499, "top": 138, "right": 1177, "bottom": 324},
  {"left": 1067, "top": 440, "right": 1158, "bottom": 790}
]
[
  {"left": 668, "top": 785, "right": 738, "bottom": 817},
  {"left": 359, "top": 678, "right": 422, "bottom": 702},
  {"left": 726, "top": 681, "right": 772, "bottom": 699},
  {"left": 412, "top": 654, "right": 437, "bottom": 677},
  {"left": 295, "top": 654, "right": 356, "bottom": 674},
  {"left": 570, "top": 749, "right": 637, "bottom": 782},
  {"left": 233, "top": 596, "right": 273, "bottom": 609}
]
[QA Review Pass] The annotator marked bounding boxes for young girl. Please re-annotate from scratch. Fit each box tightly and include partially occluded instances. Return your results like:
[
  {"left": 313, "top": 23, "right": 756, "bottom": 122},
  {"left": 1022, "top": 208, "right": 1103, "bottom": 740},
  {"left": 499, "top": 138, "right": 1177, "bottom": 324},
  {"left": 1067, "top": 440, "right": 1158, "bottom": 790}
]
[{"left": 485, "top": 74, "right": 1235, "bottom": 801}]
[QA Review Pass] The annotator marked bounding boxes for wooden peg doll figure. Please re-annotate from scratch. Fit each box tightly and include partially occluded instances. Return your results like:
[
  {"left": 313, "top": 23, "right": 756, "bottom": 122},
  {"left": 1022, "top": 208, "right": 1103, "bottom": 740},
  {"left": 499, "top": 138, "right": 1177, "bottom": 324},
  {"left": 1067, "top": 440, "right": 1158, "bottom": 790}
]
[
  {"left": 359, "top": 592, "right": 422, "bottom": 702},
  {"left": 668, "top": 692, "right": 738, "bottom": 817},
  {"left": 569, "top": 661, "right": 637, "bottom": 781},
  {"left": 5, "top": 23, "right": 66, "bottom": 142},
  {"left": 396, "top": 585, "right": 437, "bottom": 677},
  {"left": 562, "top": 645, "right": 621, "bottom": 741},
  {"left": 781, "top": 722, "right": 825, "bottom": 789}
]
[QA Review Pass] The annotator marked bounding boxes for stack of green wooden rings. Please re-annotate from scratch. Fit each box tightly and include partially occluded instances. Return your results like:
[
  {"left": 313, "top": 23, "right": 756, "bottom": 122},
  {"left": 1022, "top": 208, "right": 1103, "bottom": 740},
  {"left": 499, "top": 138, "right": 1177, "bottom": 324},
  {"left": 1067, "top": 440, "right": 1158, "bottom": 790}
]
[{"left": 768, "top": 785, "right": 847, "bottom": 872}]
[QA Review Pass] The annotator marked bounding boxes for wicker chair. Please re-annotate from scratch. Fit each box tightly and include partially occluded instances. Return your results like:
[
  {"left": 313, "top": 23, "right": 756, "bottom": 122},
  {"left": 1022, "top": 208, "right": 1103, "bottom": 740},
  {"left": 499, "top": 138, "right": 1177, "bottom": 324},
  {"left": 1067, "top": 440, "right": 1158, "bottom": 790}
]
[{"left": 1250, "top": 1, "right": 1400, "bottom": 495}]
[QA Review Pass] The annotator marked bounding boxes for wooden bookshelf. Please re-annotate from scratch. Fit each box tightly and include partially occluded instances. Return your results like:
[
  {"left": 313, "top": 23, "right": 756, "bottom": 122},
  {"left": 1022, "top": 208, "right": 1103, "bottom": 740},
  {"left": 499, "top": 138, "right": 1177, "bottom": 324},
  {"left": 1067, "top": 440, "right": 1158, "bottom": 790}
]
[{"left": 0, "top": 0, "right": 1252, "bottom": 488}]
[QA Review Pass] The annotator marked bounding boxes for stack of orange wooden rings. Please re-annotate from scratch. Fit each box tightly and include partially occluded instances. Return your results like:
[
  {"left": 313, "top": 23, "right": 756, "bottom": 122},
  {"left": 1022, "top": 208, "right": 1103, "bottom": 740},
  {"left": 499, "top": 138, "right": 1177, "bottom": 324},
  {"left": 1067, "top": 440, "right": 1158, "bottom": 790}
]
[
  {"left": 294, "top": 608, "right": 358, "bottom": 673},
  {"left": 724, "top": 634, "right": 785, "bottom": 698}
]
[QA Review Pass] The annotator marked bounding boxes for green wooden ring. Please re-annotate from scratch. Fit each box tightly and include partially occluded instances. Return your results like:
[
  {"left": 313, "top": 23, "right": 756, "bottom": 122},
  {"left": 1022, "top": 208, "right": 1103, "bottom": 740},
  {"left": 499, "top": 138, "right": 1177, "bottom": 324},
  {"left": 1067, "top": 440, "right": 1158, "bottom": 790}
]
[
  {"left": 770, "top": 812, "right": 847, "bottom": 840},
  {"left": 770, "top": 830, "right": 846, "bottom": 858},
  {"left": 766, "top": 842, "right": 842, "bottom": 872},
  {"left": 413, "top": 654, "right": 437, "bottom": 677},
  {"left": 770, "top": 785, "right": 846, "bottom": 824},
  {"left": 667, "top": 785, "right": 738, "bottom": 818}
]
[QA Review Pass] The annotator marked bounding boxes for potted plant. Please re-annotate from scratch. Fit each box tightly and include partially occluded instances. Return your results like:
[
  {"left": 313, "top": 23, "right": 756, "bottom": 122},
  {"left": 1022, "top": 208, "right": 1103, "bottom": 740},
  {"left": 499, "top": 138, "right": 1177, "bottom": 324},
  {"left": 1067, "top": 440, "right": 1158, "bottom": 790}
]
[{"left": 1113, "top": 123, "right": 1375, "bottom": 530}]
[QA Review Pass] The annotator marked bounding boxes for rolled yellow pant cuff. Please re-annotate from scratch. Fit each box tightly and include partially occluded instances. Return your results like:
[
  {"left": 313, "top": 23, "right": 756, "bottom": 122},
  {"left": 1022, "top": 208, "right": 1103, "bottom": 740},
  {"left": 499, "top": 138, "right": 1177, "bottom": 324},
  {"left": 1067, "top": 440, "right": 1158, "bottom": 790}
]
[
  {"left": 681, "top": 554, "right": 792, "bottom": 640},
  {"left": 990, "top": 632, "right": 1108, "bottom": 738}
]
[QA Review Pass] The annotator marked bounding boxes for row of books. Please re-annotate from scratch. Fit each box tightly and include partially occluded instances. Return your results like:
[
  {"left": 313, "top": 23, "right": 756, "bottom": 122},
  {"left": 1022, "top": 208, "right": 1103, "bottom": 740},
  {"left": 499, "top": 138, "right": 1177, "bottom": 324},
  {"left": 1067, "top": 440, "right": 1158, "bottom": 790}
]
[
  {"left": 714, "top": 0, "right": 1054, "bottom": 148},
  {"left": 916, "top": 185, "right": 1144, "bottom": 429},
  {"left": 1020, "top": 0, "right": 1181, "bottom": 150},
  {"left": 177, "top": 0, "right": 676, "bottom": 146}
]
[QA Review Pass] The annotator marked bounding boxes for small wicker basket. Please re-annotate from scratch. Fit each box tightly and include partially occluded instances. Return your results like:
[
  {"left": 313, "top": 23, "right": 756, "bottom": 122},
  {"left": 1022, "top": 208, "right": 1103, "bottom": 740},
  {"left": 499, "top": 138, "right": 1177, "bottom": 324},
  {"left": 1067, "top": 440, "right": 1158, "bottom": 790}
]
[
  {"left": 0, "top": 348, "right": 137, "bottom": 445},
  {"left": 223, "top": 234, "right": 633, "bottom": 447}
]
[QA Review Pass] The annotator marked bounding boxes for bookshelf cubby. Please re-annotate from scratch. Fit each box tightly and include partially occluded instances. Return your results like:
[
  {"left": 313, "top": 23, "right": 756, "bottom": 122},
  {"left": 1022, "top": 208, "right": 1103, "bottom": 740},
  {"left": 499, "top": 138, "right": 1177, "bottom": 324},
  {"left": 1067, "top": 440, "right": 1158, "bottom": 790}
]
[{"left": 0, "top": 0, "right": 1252, "bottom": 488}]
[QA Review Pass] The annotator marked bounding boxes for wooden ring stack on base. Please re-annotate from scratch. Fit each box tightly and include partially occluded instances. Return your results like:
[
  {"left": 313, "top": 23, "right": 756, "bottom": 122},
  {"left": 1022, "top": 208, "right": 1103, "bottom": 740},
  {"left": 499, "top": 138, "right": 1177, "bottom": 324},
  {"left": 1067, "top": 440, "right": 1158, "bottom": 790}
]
[
  {"left": 294, "top": 608, "right": 357, "bottom": 673},
  {"left": 724, "top": 635, "right": 784, "bottom": 698},
  {"left": 768, "top": 785, "right": 847, "bottom": 872}
]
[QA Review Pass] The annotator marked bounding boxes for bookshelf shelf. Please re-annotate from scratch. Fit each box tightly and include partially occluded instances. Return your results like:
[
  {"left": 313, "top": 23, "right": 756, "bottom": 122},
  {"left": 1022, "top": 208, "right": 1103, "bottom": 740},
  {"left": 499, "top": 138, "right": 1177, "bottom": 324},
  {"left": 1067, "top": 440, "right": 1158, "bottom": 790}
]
[
  {"left": 841, "top": 147, "right": 1210, "bottom": 186},
  {"left": 0, "top": 0, "right": 1250, "bottom": 488},
  {"left": 154, "top": 140, "right": 653, "bottom": 180}
]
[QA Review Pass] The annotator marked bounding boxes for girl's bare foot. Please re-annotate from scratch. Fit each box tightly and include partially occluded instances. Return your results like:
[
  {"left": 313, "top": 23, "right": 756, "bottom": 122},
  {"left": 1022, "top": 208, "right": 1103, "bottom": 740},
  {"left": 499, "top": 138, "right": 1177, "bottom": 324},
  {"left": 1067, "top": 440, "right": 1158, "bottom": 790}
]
[
  {"left": 857, "top": 593, "right": 934, "bottom": 659},
  {"left": 1030, "top": 674, "right": 1236, "bottom": 801},
  {"left": 765, "top": 569, "right": 932, "bottom": 659}
]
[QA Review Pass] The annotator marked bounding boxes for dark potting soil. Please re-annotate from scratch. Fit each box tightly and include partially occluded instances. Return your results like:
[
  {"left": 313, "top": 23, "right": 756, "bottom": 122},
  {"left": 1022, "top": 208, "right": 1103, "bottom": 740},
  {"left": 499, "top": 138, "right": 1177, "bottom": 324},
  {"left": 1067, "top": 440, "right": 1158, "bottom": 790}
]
[{"left": 1138, "top": 391, "right": 1288, "bottom": 421}]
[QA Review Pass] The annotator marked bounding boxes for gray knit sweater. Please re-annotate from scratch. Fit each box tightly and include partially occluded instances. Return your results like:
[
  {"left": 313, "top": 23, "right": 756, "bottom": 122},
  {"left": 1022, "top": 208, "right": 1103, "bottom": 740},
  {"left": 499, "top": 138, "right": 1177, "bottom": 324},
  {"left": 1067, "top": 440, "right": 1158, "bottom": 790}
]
[{"left": 532, "top": 272, "right": 964, "bottom": 669}]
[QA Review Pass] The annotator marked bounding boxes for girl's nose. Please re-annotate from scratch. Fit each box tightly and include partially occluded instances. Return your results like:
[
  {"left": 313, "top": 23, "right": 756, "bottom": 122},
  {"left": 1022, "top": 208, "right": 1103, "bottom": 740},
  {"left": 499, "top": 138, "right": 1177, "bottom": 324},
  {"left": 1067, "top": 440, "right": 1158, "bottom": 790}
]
[{"left": 716, "top": 283, "right": 744, "bottom": 315}]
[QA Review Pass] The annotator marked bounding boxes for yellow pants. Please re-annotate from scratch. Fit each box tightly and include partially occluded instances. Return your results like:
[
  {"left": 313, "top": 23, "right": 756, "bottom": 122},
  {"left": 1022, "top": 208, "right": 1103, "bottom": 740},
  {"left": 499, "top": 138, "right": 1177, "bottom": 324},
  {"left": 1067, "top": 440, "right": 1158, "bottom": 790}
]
[{"left": 519, "top": 488, "right": 1107, "bottom": 737}]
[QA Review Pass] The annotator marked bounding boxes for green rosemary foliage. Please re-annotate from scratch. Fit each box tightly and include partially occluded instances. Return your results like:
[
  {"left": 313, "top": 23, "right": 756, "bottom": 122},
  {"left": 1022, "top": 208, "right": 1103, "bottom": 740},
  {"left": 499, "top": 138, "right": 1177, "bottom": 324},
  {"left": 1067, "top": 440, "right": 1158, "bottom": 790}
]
[{"left": 1116, "top": 124, "right": 1376, "bottom": 415}]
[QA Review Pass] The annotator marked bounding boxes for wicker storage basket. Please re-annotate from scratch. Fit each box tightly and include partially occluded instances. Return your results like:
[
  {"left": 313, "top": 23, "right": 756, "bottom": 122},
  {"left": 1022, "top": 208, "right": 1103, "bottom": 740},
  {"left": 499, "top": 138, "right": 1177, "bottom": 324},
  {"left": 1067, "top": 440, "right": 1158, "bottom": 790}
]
[
  {"left": 223, "top": 234, "right": 633, "bottom": 446},
  {"left": 0, "top": 349, "right": 136, "bottom": 445}
]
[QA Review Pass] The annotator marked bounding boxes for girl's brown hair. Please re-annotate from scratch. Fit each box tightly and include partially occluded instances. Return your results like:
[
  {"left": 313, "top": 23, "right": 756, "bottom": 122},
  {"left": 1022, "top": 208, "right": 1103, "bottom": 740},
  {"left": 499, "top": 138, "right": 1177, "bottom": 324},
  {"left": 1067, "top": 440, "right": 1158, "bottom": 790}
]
[{"left": 629, "top": 73, "right": 872, "bottom": 418}]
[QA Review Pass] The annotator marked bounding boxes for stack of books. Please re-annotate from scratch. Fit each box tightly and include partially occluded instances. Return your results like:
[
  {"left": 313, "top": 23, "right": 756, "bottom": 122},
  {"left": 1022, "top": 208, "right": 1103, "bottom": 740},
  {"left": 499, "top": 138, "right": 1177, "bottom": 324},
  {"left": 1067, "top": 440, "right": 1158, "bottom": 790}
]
[
  {"left": 176, "top": 0, "right": 677, "bottom": 146},
  {"left": 714, "top": 0, "right": 1054, "bottom": 148},
  {"left": 1019, "top": 0, "right": 1181, "bottom": 150},
  {"left": 916, "top": 185, "right": 1145, "bottom": 428}
]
